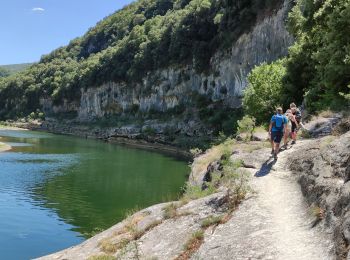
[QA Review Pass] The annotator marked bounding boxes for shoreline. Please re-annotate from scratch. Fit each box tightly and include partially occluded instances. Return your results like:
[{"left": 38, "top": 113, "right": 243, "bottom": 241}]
[
  {"left": 0, "top": 142, "right": 11, "bottom": 153},
  {"left": 0, "top": 121, "right": 192, "bottom": 160},
  {"left": 0, "top": 125, "right": 28, "bottom": 131},
  {"left": 107, "top": 136, "right": 191, "bottom": 160}
]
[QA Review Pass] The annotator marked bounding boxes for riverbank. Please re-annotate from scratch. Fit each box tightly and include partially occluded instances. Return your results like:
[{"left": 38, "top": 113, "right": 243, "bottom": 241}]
[
  {"left": 0, "top": 124, "right": 28, "bottom": 131},
  {"left": 0, "top": 125, "right": 23, "bottom": 152},
  {"left": 1, "top": 120, "right": 192, "bottom": 159}
]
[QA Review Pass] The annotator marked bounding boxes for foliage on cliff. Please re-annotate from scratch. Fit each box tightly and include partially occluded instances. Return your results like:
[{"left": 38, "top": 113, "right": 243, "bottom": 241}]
[
  {"left": 0, "top": 0, "right": 282, "bottom": 119},
  {"left": 244, "top": 0, "right": 350, "bottom": 121},
  {"left": 285, "top": 0, "right": 350, "bottom": 111}
]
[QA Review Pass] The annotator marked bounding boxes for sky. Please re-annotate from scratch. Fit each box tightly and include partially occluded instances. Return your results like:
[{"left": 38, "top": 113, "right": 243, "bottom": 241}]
[{"left": 0, "top": 0, "right": 134, "bottom": 65}]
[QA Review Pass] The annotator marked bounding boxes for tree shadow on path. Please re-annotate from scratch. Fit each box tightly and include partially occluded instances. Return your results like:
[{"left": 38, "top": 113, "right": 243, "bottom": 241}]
[{"left": 254, "top": 157, "right": 276, "bottom": 177}]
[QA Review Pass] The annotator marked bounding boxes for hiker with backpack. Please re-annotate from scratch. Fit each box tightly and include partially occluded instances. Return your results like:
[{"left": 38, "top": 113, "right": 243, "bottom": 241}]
[
  {"left": 283, "top": 109, "right": 293, "bottom": 148},
  {"left": 290, "top": 103, "right": 302, "bottom": 144},
  {"left": 269, "top": 107, "right": 287, "bottom": 160}
]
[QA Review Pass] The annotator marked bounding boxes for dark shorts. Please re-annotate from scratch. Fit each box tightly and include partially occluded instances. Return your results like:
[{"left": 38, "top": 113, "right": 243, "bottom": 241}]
[
  {"left": 291, "top": 122, "right": 297, "bottom": 132},
  {"left": 271, "top": 131, "right": 283, "bottom": 144}
]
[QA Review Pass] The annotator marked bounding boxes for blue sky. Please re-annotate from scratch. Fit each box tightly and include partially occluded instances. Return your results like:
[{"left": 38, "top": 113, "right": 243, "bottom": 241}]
[{"left": 0, "top": 0, "right": 134, "bottom": 65}]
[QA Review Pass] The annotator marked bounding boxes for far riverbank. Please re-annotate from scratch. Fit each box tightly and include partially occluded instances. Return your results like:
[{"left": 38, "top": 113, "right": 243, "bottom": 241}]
[
  {"left": 0, "top": 125, "right": 23, "bottom": 152},
  {"left": 0, "top": 120, "right": 192, "bottom": 160}
]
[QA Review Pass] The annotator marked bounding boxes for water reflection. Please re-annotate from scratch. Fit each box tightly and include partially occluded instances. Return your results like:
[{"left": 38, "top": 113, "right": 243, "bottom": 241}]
[{"left": 0, "top": 130, "right": 188, "bottom": 259}]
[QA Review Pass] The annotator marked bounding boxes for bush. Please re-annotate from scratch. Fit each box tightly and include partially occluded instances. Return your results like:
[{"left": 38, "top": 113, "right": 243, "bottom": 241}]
[
  {"left": 243, "top": 60, "right": 286, "bottom": 124},
  {"left": 27, "top": 110, "right": 45, "bottom": 120},
  {"left": 237, "top": 115, "right": 256, "bottom": 141}
]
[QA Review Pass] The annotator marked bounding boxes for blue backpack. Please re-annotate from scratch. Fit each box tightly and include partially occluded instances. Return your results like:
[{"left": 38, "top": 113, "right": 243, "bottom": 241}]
[{"left": 273, "top": 114, "right": 285, "bottom": 132}]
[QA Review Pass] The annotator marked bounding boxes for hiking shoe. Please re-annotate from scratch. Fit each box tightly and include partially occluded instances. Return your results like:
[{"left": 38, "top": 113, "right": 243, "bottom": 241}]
[
  {"left": 291, "top": 140, "right": 296, "bottom": 145},
  {"left": 273, "top": 153, "right": 278, "bottom": 160}
]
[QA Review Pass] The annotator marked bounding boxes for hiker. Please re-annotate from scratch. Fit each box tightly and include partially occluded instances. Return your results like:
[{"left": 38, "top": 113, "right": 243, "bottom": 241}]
[
  {"left": 269, "top": 107, "right": 287, "bottom": 159},
  {"left": 290, "top": 103, "right": 302, "bottom": 144},
  {"left": 283, "top": 109, "right": 293, "bottom": 148}
]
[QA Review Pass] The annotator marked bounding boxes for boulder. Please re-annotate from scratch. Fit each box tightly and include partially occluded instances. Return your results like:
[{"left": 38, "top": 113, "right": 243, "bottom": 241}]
[{"left": 304, "top": 115, "right": 342, "bottom": 137}]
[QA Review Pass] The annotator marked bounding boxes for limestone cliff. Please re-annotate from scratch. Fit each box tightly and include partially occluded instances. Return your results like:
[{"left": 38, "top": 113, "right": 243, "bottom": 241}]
[{"left": 43, "top": 0, "right": 293, "bottom": 122}]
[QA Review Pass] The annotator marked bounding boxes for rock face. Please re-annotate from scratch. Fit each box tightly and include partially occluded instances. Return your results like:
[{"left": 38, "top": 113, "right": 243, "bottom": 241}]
[
  {"left": 288, "top": 132, "right": 350, "bottom": 259},
  {"left": 37, "top": 192, "right": 229, "bottom": 260},
  {"left": 43, "top": 0, "right": 293, "bottom": 121}
]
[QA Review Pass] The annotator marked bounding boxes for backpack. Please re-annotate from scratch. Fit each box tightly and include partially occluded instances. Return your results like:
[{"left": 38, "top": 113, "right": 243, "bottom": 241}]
[
  {"left": 295, "top": 109, "right": 302, "bottom": 123},
  {"left": 273, "top": 114, "right": 285, "bottom": 132}
]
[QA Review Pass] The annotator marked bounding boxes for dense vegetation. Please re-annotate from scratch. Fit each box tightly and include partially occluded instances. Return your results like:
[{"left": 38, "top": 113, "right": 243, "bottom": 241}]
[
  {"left": 0, "top": 68, "right": 10, "bottom": 78},
  {"left": 285, "top": 0, "right": 350, "bottom": 111},
  {"left": 0, "top": 0, "right": 282, "bottom": 119},
  {"left": 0, "top": 63, "right": 32, "bottom": 75},
  {"left": 244, "top": 0, "right": 350, "bottom": 122}
]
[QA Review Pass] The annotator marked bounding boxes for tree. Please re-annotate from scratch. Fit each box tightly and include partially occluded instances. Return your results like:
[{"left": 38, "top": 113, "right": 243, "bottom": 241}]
[
  {"left": 243, "top": 60, "right": 286, "bottom": 124},
  {"left": 284, "top": 0, "right": 350, "bottom": 111}
]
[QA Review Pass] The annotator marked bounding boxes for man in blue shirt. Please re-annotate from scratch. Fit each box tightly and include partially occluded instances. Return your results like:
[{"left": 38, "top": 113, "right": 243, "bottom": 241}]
[{"left": 269, "top": 107, "right": 287, "bottom": 160}]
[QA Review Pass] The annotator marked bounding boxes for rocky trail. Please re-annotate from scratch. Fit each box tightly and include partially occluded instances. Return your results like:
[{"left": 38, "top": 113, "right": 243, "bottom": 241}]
[{"left": 193, "top": 141, "right": 334, "bottom": 259}]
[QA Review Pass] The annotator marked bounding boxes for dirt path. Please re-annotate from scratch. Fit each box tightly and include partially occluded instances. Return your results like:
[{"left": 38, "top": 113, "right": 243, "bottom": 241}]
[{"left": 193, "top": 141, "right": 334, "bottom": 260}]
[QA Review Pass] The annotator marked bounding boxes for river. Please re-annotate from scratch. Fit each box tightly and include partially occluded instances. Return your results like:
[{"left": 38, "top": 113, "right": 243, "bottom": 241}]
[{"left": 0, "top": 129, "right": 189, "bottom": 260}]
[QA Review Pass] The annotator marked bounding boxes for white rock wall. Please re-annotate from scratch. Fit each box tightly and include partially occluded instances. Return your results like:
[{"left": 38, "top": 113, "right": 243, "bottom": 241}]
[{"left": 76, "top": 0, "right": 293, "bottom": 121}]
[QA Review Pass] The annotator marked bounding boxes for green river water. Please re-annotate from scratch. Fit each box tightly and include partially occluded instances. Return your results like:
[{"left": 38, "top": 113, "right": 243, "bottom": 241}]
[{"left": 0, "top": 129, "right": 189, "bottom": 260}]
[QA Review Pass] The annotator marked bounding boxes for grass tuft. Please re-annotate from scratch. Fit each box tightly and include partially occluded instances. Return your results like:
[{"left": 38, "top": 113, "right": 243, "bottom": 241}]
[
  {"left": 184, "top": 230, "right": 204, "bottom": 250},
  {"left": 162, "top": 203, "right": 178, "bottom": 219},
  {"left": 99, "top": 238, "right": 118, "bottom": 254},
  {"left": 311, "top": 206, "right": 325, "bottom": 220},
  {"left": 191, "top": 138, "right": 235, "bottom": 180},
  {"left": 175, "top": 230, "right": 205, "bottom": 260},
  {"left": 200, "top": 215, "right": 224, "bottom": 228},
  {"left": 182, "top": 183, "right": 217, "bottom": 201}
]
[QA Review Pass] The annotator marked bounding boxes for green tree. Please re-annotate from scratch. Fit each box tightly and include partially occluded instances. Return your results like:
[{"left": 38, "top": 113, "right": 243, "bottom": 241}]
[
  {"left": 243, "top": 60, "right": 286, "bottom": 124},
  {"left": 284, "top": 0, "right": 350, "bottom": 111}
]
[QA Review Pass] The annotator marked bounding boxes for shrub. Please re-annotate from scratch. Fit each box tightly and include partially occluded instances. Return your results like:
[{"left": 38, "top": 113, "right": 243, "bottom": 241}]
[
  {"left": 237, "top": 115, "right": 256, "bottom": 141},
  {"left": 243, "top": 60, "right": 286, "bottom": 124}
]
